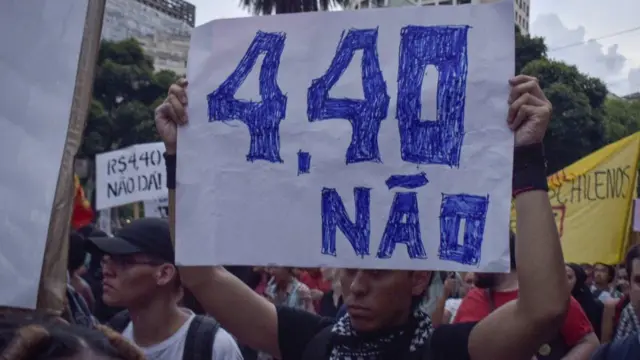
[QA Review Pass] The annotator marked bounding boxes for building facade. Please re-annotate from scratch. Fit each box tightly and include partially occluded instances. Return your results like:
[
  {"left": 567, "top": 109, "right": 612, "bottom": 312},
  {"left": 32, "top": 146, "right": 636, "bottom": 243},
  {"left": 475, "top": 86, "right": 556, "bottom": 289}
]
[
  {"left": 101, "top": 0, "right": 195, "bottom": 74},
  {"left": 351, "top": 0, "right": 530, "bottom": 35}
]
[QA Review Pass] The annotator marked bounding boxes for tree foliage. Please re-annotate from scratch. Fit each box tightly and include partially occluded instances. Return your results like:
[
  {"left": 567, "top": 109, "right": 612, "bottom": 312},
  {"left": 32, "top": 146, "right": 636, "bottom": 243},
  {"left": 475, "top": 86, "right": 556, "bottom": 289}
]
[
  {"left": 240, "top": 0, "right": 349, "bottom": 15},
  {"left": 79, "top": 39, "right": 179, "bottom": 158},
  {"left": 603, "top": 97, "right": 640, "bottom": 144},
  {"left": 516, "top": 29, "right": 609, "bottom": 173}
]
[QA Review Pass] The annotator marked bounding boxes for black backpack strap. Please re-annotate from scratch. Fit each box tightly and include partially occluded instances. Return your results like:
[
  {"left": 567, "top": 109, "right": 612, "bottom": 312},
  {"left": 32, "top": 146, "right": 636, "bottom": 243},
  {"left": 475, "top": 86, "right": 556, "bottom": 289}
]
[
  {"left": 301, "top": 325, "right": 333, "bottom": 360},
  {"left": 183, "top": 315, "right": 220, "bottom": 360},
  {"left": 107, "top": 310, "right": 131, "bottom": 333}
]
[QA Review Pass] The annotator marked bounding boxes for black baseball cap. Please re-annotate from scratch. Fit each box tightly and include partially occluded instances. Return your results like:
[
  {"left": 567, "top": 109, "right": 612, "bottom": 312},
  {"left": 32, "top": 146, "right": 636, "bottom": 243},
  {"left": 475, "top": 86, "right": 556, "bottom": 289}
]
[{"left": 86, "top": 218, "right": 174, "bottom": 263}]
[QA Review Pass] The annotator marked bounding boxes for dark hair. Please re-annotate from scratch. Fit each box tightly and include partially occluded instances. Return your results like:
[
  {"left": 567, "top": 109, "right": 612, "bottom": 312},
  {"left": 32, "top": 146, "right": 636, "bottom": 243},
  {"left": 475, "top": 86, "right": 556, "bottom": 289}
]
[
  {"left": 566, "top": 263, "right": 604, "bottom": 339},
  {"left": 67, "top": 231, "right": 87, "bottom": 273},
  {"left": 509, "top": 231, "right": 516, "bottom": 271},
  {"left": 625, "top": 244, "right": 640, "bottom": 278},
  {"left": 0, "top": 314, "right": 144, "bottom": 359}
]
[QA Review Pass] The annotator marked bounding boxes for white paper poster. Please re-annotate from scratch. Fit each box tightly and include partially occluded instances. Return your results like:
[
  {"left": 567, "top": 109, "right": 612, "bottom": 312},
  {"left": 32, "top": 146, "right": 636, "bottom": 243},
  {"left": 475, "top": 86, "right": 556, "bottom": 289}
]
[
  {"left": 144, "top": 196, "right": 169, "bottom": 218},
  {"left": 177, "top": 1, "right": 515, "bottom": 271},
  {"left": 95, "top": 142, "right": 166, "bottom": 210},
  {"left": 0, "top": 0, "right": 89, "bottom": 308}
]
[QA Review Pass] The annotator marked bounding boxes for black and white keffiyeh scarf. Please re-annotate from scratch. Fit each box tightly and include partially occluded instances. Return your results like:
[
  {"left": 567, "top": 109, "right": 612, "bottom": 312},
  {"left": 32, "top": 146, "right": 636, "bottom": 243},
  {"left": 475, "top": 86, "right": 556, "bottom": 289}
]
[
  {"left": 328, "top": 307, "right": 434, "bottom": 360},
  {"left": 614, "top": 303, "right": 640, "bottom": 341}
]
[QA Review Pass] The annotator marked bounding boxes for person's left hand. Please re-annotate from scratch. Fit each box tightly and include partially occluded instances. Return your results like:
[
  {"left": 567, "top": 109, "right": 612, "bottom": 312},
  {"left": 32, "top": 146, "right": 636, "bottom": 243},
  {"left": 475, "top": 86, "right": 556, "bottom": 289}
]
[{"left": 507, "top": 75, "right": 552, "bottom": 147}]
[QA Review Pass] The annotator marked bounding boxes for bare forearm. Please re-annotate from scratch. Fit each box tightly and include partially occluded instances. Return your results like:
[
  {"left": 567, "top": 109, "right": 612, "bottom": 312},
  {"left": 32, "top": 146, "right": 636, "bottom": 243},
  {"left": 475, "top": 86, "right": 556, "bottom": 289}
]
[
  {"left": 515, "top": 190, "right": 567, "bottom": 323},
  {"left": 184, "top": 266, "right": 280, "bottom": 354},
  {"left": 561, "top": 334, "right": 599, "bottom": 360}
]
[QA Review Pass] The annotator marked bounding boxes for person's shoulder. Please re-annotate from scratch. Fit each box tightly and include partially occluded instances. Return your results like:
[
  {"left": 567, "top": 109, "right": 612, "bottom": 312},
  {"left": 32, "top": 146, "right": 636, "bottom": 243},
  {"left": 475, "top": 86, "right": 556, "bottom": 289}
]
[
  {"left": 427, "top": 322, "right": 477, "bottom": 360},
  {"left": 211, "top": 327, "right": 243, "bottom": 360},
  {"left": 277, "top": 306, "right": 335, "bottom": 360},
  {"left": 277, "top": 305, "right": 333, "bottom": 329}
]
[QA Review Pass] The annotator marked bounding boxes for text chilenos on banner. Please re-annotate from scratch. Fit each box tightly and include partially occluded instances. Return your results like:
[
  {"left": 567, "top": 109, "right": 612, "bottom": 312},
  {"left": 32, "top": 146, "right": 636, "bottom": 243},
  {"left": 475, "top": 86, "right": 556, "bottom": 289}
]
[{"left": 511, "top": 132, "right": 640, "bottom": 264}]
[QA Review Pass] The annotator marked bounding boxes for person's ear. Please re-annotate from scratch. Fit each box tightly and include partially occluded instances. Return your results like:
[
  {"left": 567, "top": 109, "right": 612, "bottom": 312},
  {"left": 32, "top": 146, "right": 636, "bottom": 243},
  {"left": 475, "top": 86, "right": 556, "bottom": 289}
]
[
  {"left": 156, "top": 264, "right": 177, "bottom": 286},
  {"left": 411, "top": 271, "right": 432, "bottom": 296}
]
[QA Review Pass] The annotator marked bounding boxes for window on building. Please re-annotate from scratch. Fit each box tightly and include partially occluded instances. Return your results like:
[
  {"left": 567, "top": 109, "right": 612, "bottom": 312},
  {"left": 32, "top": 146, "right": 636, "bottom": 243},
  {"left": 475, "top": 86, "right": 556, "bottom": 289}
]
[
  {"left": 440, "top": 0, "right": 453, "bottom": 4},
  {"left": 458, "top": 0, "right": 471, "bottom": 4}
]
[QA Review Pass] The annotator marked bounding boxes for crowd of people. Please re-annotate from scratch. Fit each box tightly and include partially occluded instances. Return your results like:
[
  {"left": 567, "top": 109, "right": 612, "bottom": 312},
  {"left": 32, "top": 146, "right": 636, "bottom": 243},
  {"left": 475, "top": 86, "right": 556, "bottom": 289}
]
[{"left": 1, "top": 75, "right": 639, "bottom": 359}]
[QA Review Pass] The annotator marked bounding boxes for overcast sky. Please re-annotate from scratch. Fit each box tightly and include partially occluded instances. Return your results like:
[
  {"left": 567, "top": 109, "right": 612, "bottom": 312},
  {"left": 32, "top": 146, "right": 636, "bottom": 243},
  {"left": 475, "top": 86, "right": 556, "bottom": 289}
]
[{"left": 190, "top": 0, "right": 640, "bottom": 96}]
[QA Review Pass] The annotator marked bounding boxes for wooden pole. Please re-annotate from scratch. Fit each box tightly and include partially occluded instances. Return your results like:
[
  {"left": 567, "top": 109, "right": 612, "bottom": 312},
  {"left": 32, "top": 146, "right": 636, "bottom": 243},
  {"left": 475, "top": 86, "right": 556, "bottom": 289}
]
[{"left": 35, "top": 0, "right": 106, "bottom": 314}]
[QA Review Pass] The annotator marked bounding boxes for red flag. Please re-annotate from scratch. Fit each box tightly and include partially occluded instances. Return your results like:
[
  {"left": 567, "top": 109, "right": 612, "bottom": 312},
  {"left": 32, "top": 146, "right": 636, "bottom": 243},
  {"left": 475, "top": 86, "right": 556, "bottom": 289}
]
[{"left": 71, "top": 175, "right": 94, "bottom": 229}]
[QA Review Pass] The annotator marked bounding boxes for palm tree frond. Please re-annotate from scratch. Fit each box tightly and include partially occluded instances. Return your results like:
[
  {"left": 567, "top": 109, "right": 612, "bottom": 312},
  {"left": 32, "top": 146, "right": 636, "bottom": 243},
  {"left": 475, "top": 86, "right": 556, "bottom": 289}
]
[{"left": 240, "top": 0, "right": 355, "bottom": 15}]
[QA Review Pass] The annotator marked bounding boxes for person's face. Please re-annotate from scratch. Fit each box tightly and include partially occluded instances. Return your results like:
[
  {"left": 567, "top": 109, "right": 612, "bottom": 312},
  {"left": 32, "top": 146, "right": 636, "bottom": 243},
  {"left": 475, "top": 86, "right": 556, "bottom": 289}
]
[
  {"left": 594, "top": 264, "right": 610, "bottom": 285},
  {"left": 565, "top": 266, "right": 576, "bottom": 291},
  {"left": 630, "top": 259, "right": 640, "bottom": 313},
  {"left": 101, "top": 253, "right": 173, "bottom": 307},
  {"left": 616, "top": 268, "right": 629, "bottom": 295},
  {"left": 460, "top": 272, "right": 474, "bottom": 297},
  {"left": 582, "top": 265, "right": 594, "bottom": 286},
  {"left": 271, "top": 267, "right": 291, "bottom": 282},
  {"left": 473, "top": 272, "right": 497, "bottom": 289},
  {"left": 341, "top": 269, "right": 430, "bottom": 332}
]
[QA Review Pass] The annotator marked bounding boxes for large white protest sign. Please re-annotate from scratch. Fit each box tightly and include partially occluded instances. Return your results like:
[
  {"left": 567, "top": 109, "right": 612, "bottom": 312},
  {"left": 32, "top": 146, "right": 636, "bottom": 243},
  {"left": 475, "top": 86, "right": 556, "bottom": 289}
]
[
  {"left": 177, "top": 1, "right": 515, "bottom": 271},
  {"left": 95, "top": 142, "right": 166, "bottom": 210},
  {"left": 0, "top": 0, "right": 89, "bottom": 308},
  {"left": 144, "top": 196, "right": 169, "bottom": 218}
]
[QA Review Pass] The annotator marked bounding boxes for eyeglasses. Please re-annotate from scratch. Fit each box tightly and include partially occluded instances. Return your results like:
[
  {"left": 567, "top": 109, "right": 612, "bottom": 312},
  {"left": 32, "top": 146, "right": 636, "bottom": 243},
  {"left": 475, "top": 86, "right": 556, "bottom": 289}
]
[{"left": 101, "top": 255, "right": 165, "bottom": 269}]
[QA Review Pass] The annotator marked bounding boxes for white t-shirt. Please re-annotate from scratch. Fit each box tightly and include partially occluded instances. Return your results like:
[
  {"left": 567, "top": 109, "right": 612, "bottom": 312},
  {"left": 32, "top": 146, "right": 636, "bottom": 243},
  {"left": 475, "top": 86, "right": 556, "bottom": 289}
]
[
  {"left": 444, "top": 298, "right": 462, "bottom": 323},
  {"left": 122, "top": 310, "right": 243, "bottom": 360}
]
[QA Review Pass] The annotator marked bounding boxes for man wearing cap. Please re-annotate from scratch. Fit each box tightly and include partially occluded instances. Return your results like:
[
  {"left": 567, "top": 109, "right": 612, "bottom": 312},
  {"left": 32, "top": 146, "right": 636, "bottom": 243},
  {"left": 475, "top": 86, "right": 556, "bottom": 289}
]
[{"left": 87, "top": 218, "right": 242, "bottom": 360}]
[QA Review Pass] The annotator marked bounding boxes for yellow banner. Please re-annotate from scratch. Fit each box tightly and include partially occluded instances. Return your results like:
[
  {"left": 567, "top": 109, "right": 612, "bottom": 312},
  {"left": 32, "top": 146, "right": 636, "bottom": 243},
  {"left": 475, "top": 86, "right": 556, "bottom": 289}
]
[{"left": 511, "top": 133, "right": 640, "bottom": 264}]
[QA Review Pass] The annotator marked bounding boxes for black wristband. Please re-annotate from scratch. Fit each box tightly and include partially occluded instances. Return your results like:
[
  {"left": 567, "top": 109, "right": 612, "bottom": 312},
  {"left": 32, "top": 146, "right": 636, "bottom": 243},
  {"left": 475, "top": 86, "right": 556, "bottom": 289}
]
[
  {"left": 164, "top": 153, "right": 176, "bottom": 190},
  {"left": 512, "top": 143, "right": 548, "bottom": 197}
]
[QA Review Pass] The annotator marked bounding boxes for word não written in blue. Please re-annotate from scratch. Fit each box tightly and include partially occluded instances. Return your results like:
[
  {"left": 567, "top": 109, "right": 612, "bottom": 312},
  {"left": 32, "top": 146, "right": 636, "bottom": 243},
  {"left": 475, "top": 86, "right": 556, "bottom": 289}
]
[{"left": 207, "top": 25, "right": 489, "bottom": 266}]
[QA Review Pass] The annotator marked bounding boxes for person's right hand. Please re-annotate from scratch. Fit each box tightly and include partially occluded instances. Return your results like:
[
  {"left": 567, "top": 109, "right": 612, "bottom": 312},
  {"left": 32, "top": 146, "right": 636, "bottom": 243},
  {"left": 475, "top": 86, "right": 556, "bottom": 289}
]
[{"left": 155, "top": 78, "right": 189, "bottom": 154}]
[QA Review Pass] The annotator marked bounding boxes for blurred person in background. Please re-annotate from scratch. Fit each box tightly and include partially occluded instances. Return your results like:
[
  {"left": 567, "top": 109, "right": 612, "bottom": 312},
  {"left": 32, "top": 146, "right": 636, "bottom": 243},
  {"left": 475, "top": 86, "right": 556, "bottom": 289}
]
[
  {"left": 566, "top": 263, "right": 603, "bottom": 339},
  {"left": 300, "top": 268, "right": 332, "bottom": 312},
  {"left": 580, "top": 263, "right": 594, "bottom": 288},
  {"left": 592, "top": 263, "right": 619, "bottom": 301},
  {"left": 432, "top": 272, "right": 473, "bottom": 326},
  {"left": 593, "top": 245, "right": 640, "bottom": 358},
  {"left": 264, "top": 267, "right": 314, "bottom": 313},
  {"left": 317, "top": 268, "right": 343, "bottom": 318},
  {"left": 615, "top": 265, "right": 630, "bottom": 298},
  {"left": 68, "top": 230, "right": 94, "bottom": 311}
]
